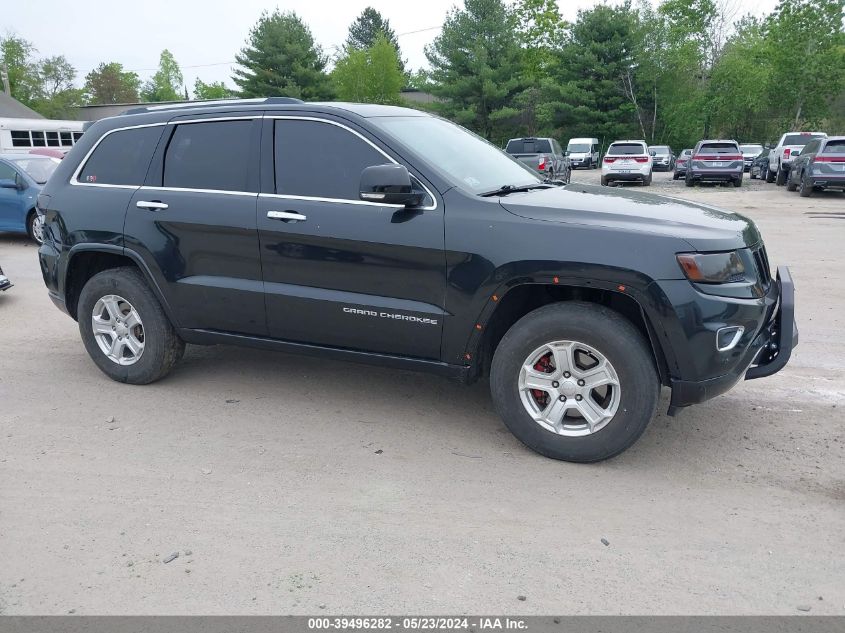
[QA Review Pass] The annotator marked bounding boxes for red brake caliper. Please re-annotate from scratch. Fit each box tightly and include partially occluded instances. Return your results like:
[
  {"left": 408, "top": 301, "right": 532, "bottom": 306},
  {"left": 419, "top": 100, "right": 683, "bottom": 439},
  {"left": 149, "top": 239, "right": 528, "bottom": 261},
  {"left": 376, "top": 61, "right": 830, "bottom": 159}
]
[{"left": 532, "top": 353, "right": 553, "bottom": 406}]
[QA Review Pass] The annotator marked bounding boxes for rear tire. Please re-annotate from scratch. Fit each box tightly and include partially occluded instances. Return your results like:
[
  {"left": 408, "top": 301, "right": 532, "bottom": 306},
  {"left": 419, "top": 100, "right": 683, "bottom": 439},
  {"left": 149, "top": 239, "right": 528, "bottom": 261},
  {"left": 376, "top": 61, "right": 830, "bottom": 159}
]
[
  {"left": 798, "top": 171, "right": 813, "bottom": 198},
  {"left": 642, "top": 172, "right": 652, "bottom": 186},
  {"left": 765, "top": 164, "right": 775, "bottom": 183},
  {"left": 775, "top": 164, "right": 787, "bottom": 186},
  {"left": 685, "top": 174, "right": 694, "bottom": 187},
  {"left": 490, "top": 302, "right": 659, "bottom": 462},
  {"left": 600, "top": 176, "right": 609, "bottom": 186},
  {"left": 77, "top": 267, "right": 185, "bottom": 385},
  {"left": 786, "top": 172, "right": 798, "bottom": 191},
  {"left": 733, "top": 176, "right": 742, "bottom": 188},
  {"left": 672, "top": 172, "right": 679, "bottom": 180}
]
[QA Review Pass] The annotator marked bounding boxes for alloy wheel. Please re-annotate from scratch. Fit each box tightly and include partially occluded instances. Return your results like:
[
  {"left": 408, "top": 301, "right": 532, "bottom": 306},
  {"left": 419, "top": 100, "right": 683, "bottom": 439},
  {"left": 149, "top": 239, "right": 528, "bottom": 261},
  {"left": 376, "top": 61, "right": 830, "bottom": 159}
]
[{"left": 91, "top": 294, "right": 145, "bottom": 365}]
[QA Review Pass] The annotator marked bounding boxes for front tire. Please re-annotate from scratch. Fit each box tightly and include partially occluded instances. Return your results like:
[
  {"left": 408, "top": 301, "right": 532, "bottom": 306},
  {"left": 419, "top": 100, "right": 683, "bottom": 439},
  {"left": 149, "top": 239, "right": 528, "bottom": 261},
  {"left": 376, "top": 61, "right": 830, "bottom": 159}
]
[
  {"left": 490, "top": 302, "right": 659, "bottom": 462},
  {"left": 27, "top": 211, "right": 44, "bottom": 245},
  {"left": 77, "top": 267, "right": 185, "bottom": 384},
  {"left": 775, "top": 164, "right": 787, "bottom": 186},
  {"left": 765, "top": 164, "right": 775, "bottom": 183}
]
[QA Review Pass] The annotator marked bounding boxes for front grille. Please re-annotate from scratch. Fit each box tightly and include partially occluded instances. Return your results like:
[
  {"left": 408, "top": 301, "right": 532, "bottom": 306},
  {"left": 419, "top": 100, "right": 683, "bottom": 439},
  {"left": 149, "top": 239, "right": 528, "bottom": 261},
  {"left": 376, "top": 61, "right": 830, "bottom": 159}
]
[{"left": 753, "top": 245, "right": 771, "bottom": 287}]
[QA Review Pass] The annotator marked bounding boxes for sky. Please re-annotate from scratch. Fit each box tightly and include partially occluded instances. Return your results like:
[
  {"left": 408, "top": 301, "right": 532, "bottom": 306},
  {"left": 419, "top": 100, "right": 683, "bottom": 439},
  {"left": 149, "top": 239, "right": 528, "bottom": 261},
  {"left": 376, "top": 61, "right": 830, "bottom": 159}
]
[{"left": 5, "top": 0, "right": 769, "bottom": 98}]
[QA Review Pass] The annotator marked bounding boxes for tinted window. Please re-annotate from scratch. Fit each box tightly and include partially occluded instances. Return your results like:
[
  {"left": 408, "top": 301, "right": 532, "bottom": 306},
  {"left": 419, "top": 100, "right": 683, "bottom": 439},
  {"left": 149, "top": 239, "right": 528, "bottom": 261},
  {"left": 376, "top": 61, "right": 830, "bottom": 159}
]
[
  {"left": 164, "top": 120, "right": 252, "bottom": 192},
  {"left": 651, "top": 146, "right": 670, "bottom": 155},
  {"left": 698, "top": 143, "right": 739, "bottom": 155},
  {"left": 31, "top": 131, "right": 46, "bottom": 147},
  {"left": 822, "top": 140, "right": 845, "bottom": 153},
  {"left": 567, "top": 143, "right": 590, "bottom": 152},
  {"left": 60, "top": 132, "right": 72, "bottom": 146},
  {"left": 275, "top": 119, "right": 387, "bottom": 200},
  {"left": 0, "top": 162, "right": 17, "bottom": 180},
  {"left": 46, "top": 131, "right": 60, "bottom": 147},
  {"left": 783, "top": 134, "right": 824, "bottom": 146},
  {"left": 505, "top": 139, "right": 552, "bottom": 154},
  {"left": 11, "top": 131, "right": 31, "bottom": 147},
  {"left": 78, "top": 125, "right": 163, "bottom": 186},
  {"left": 607, "top": 143, "right": 646, "bottom": 155},
  {"left": 73, "top": 132, "right": 83, "bottom": 142},
  {"left": 740, "top": 144, "right": 763, "bottom": 155}
]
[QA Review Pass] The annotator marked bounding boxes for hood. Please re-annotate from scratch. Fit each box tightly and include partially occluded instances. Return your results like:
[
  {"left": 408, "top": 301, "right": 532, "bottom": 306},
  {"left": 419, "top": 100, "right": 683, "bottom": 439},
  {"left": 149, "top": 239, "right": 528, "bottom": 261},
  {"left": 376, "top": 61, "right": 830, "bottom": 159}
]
[{"left": 498, "top": 184, "right": 760, "bottom": 252}]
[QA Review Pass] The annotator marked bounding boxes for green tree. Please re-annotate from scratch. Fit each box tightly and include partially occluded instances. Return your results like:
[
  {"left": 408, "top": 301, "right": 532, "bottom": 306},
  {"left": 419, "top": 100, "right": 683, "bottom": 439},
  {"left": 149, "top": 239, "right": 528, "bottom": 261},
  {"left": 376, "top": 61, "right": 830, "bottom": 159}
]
[
  {"left": 84, "top": 62, "right": 141, "bottom": 104},
  {"left": 332, "top": 34, "right": 404, "bottom": 104},
  {"left": 425, "top": 0, "right": 524, "bottom": 142},
  {"left": 141, "top": 49, "right": 184, "bottom": 102},
  {"left": 762, "top": 0, "right": 845, "bottom": 128},
  {"left": 233, "top": 9, "right": 333, "bottom": 100},
  {"left": 0, "top": 34, "right": 41, "bottom": 106},
  {"left": 346, "top": 6, "right": 405, "bottom": 74},
  {"left": 32, "top": 55, "right": 82, "bottom": 119},
  {"left": 547, "top": 2, "right": 639, "bottom": 144},
  {"left": 193, "top": 79, "right": 235, "bottom": 100}
]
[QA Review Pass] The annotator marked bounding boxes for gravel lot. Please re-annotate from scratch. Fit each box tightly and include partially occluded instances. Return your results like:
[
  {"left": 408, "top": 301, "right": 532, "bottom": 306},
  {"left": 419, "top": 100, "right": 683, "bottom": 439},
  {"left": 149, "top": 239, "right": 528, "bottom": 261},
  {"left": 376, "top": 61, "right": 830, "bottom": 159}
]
[{"left": 0, "top": 170, "right": 843, "bottom": 615}]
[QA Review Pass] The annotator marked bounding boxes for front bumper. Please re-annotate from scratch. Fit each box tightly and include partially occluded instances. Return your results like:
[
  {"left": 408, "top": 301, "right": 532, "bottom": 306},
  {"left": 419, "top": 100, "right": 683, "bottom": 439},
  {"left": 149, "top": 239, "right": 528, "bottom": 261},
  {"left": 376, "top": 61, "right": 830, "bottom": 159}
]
[
  {"left": 0, "top": 269, "right": 11, "bottom": 291},
  {"left": 668, "top": 266, "right": 797, "bottom": 409}
]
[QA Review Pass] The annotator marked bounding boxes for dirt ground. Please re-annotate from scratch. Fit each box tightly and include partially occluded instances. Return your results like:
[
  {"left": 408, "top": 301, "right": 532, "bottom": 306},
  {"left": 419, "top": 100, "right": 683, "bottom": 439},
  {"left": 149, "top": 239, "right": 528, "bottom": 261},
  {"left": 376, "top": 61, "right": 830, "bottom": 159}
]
[{"left": 0, "top": 170, "right": 843, "bottom": 615}]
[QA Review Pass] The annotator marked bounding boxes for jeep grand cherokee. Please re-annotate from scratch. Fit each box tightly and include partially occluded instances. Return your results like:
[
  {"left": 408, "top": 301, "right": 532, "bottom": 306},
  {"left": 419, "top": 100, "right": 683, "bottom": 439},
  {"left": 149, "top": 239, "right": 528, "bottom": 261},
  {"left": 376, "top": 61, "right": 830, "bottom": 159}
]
[{"left": 37, "top": 98, "right": 797, "bottom": 463}]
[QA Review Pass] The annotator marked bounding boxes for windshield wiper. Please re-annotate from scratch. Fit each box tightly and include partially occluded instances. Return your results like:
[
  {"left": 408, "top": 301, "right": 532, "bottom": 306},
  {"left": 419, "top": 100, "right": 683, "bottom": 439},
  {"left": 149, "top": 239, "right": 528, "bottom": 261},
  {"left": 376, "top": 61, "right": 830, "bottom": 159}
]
[{"left": 479, "top": 183, "right": 552, "bottom": 197}]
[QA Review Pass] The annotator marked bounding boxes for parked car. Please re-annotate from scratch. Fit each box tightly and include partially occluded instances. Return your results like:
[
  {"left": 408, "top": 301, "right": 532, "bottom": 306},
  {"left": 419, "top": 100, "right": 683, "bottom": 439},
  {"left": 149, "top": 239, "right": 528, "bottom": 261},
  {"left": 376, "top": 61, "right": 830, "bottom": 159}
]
[
  {"left": 749, "top": 151, "right": 770, "bottom": 180},
  {"left": 673, "top": 149, "right": 693, "bottom": 180},
  {"left": 650, "top": 146, "right": 675, "bottom": 171},
  {"left": 739, "top": 144, "right": 764, "bottom": 171},
  {"left": 601, "top": 140, "right": 653, "bottom": 186},
  {"left": 685, "top": 140, "right": 744, "bottom": 187},
  {"left": 785, "top": 135, "right": 845, "bottom": 197},
  {"left": 0, "top": 263, "right": 11, "bottom": 291},
  {"left": 566, "top": 137, "right": 600, "bottom": 169},
  {"left": 0, "top": 154, "right": 57, "bottom": 244},
  {"left": 505, "top": 137, "right": 571, "bottom": 183},
  {"left": 767, "top": 132, "right": 827, "bottom": 185},
  {"left": 37, "top": 98, "right": 796, "bottom": 463}
]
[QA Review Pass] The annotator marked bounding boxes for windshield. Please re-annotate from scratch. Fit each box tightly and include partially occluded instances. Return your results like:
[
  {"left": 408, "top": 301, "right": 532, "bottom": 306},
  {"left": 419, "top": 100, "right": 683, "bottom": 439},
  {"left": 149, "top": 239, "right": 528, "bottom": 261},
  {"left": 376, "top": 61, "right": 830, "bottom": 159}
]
[
  {"left": 10, "top": 157, "right": 58, "bottom": 184},
  {"left": 375, "top": 117, "right": 540, "bottom": 195},
  {"left": 783, "top": 134, "right": 824, "bottom": 147},
  {"left": 567, "top": 143, "right": 590, "bottom": 152},
  {"left": 651, "top": 146, "right": 670, "bottom": 155},
  {"left": 505, "top": 138, "right": 552, "bottom": 154},
  {"left": 740, "top": 144, "right": 763, "bottom": 155},
  {"left": 607, "top": 143, "right": 646, "bottom": 155}
]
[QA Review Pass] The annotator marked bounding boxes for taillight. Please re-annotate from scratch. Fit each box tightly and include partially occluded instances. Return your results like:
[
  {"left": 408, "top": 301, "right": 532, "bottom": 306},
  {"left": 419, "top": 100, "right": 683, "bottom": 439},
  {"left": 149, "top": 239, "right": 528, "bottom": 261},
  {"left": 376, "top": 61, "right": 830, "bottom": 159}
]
[
  {"left": 634, "top": 156, "right": 649, "bottom": 163},
  {"left": 783, "top": 149, "right": 791, "bottom": 159},
  {"left": 603, "top": 156, "right": 616, "bottom": 163},
  {"left": 538, "top": 157, "right": 546, "bottom": 170}
]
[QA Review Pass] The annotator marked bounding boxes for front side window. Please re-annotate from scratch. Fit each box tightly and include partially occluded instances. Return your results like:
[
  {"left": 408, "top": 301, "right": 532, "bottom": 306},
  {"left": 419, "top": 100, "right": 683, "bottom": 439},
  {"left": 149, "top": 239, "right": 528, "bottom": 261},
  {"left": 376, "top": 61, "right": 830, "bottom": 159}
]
[
  {"left": 10, "top": 131, "right": 31, "bottom": 147},
  {"left": 163, "top": 120, "right": 252, "bottom": 192},
  {"left": 78, "top": 125, "right": 164, "bottom": 186},
  {"left": 372, "top": 116, "right": 540, "bottom": 195},
  {"left": 0, "top": 162, "right": 17, "bottom": 181},
  {"left": 274, "top": 119, "right": 387, "bottom": 200},
  {"left": 607, "top": 143, "right": 646, "bottom": 155}
]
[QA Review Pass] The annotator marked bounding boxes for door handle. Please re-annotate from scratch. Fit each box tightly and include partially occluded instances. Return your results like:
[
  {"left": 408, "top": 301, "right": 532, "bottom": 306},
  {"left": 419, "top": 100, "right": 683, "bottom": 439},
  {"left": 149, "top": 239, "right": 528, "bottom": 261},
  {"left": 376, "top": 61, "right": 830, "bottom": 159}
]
[
  {"left": 136, "top": 200, "right": 168, "bottom": 211},
  {"left": 267, "top": 210, "right": 307, "bottom": 222}
]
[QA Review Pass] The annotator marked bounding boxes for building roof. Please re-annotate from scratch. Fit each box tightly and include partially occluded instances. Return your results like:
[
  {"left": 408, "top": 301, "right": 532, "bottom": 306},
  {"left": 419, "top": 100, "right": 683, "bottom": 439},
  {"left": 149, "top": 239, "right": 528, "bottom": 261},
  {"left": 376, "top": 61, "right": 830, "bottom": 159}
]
[{"left": 0, "top": 92, "right": 44, "bottom": 119}]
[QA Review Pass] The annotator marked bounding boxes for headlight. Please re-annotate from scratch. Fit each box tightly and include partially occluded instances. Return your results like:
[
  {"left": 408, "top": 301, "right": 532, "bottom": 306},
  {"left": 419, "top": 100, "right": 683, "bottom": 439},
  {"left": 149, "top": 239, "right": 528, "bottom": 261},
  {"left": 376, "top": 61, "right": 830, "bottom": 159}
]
[{"left": 677, "top": 251, "right": 747, "bottom": 283}]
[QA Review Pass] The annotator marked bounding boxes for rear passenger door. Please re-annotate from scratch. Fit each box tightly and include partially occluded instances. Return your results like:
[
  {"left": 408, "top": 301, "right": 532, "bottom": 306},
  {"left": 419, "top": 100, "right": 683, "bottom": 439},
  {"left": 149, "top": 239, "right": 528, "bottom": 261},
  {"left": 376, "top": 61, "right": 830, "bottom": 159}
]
[
  {"left": 123, "top": 113, "right": 267, "bottom": 336},
  {"left": 256, "top": 115, "right": 446, "bottom": 359}
]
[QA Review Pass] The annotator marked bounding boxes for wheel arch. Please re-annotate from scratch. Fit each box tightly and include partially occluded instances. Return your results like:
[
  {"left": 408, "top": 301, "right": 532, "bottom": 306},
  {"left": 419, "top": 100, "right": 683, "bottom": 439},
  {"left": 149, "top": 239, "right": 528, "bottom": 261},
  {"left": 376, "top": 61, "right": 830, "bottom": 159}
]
[
  {"left": 465, "top": 281, "right": 671, "bottom": 387},
  {"left": 63, "top": 244, "right": 178, "bottom": 326}
]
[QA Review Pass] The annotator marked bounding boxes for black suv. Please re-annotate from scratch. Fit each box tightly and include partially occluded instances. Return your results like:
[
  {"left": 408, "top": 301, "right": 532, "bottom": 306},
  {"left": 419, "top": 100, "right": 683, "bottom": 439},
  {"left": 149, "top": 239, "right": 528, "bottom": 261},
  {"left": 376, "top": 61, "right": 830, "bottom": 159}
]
[{"left": 38, "top": 99, "right": 797, "bottom": 463}]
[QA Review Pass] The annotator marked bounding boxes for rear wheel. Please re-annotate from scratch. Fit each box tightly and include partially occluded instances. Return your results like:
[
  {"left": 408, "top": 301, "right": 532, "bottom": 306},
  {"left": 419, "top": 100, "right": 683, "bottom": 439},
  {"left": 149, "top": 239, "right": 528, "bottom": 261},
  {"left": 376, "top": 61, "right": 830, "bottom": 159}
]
[
  {"left": 798, "top": 171, "right": 813, "bottom": 198},
  {"left": 765, "top": 164, "right": 776, "bottom": 183},
  {"left": 600, "top": 175, "right": 609, "bottom": 186},
  {"left": 775, "top": 163, "right": 787, "bottom": 186},
  {"left": 786, "top": 171, "right": 798, "bottom": 191},
  {"left": 78, "top": 267, "right": 185, "bottom": 384},
  {"left": 672, "top": 172, "right": 679, "bottom": 180},
  {"left": 685, "top": 174, "right": 694, "bottom": 187},
  {"left": 490, "top": 302, "right": 659, "bottom": 462},
  {"left": 733, "top": 176, "right": 742, "bottom": 188},
  {"left": 642, "top": 172, "right": 652, "bottom": 186}
]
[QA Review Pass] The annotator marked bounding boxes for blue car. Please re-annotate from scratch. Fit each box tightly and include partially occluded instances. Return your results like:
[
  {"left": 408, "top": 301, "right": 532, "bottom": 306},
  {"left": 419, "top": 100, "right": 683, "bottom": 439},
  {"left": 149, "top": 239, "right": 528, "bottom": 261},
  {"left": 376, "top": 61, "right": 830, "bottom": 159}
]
[{"left": 0, "top": 154, "right": 59, "bottom": 244}]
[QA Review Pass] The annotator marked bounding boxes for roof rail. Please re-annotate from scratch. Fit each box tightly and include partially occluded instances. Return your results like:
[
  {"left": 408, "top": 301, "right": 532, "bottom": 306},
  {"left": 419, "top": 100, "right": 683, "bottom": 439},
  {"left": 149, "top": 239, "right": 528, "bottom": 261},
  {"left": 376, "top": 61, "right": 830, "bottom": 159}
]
[{"left": 122, "top": 96, "right": 304, "bottom": 115}]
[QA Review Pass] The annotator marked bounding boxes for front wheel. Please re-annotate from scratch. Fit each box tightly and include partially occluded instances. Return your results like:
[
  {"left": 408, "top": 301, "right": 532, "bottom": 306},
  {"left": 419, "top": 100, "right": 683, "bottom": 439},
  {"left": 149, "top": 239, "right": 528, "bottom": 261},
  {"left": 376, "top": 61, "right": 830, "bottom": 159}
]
[
  {"left": 490, "top": 302, "right": 659, "bottom": 462},
  {"left": 27, "top": 211, "right": 44, "bottom": 245},
  {"left": 765, "top": 164, "right": 775, "bottom": 183},
  {"left": 77, "top": 267, "right": 185, "bottom": 384},
  {"left": 775, "top": 164, "right": 787, "bottom": 186}
]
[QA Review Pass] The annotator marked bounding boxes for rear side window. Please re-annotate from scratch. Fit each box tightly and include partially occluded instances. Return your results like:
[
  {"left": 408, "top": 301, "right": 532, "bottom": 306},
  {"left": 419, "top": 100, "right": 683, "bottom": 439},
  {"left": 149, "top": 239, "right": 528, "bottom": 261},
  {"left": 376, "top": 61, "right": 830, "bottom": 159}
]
[
  {"left": 823, "top": 140, "right": 845, "bottom": 153},
  {"left": 274, "top": 119, "right": 387, "bottom": 200},
  {"left": 607, "top": 143, "right": 645, "bottom": 155},
  {"left": 698, "top": 143, "right": 739, "bottom": 155},
  {"left": 78, "top": 126, "right": 164, "bottom": 186},
  {"left": 506, "top": 139, "right": 552, "bottom": 154},
  {"left": 163, "top": 120, "right": 253, "bottom": 192}
]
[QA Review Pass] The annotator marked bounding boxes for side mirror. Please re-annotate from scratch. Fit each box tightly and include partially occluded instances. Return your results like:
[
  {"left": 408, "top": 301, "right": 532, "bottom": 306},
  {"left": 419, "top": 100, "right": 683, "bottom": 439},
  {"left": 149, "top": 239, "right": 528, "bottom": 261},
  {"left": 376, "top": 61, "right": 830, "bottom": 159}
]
[
  {"left": 0, "top": 178, "right": 18, "bottom": 190},
  {"left": 359, "top": 164, "right": 424, "bottom": 207}
]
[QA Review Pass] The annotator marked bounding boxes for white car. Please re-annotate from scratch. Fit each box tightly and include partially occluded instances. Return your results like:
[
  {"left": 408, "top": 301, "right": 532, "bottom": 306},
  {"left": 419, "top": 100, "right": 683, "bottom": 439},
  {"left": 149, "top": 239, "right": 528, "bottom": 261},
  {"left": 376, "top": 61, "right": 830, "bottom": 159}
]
[
  {"left": 601, "top": 140, "right": 653, "bottom": 186},
  {"left": 767, "top": 132, "right": 826, "bottom": 185}
]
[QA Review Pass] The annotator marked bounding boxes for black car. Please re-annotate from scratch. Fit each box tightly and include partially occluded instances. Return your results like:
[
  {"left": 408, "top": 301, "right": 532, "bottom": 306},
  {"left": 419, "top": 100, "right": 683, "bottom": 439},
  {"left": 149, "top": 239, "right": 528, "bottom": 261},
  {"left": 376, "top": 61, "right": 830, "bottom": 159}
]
[
  {"left": 37, "top": 99, "right": 796, "bottom": 463},
  {"left": 686, "top": 139, "right": 744, "bottom": 187},
  {"left": 786, "top": 135, "right": 845, "bottom": 197},
  {"left": 673, "top": 149, "right": 692, "bottom": 180},
  {"left": 749, "top": 150, "right": 770, "bottom": 180},
  {"left": 0, "top": 264, "right": 11, "bottom": 291}
]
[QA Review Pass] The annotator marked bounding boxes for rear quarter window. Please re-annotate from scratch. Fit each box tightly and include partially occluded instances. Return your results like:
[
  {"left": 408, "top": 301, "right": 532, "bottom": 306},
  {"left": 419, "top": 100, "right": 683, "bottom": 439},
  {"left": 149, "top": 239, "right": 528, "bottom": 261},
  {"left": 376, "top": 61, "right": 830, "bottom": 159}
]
[{"left": 77, "top": 126, "right": 164, "bottom": 186}]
